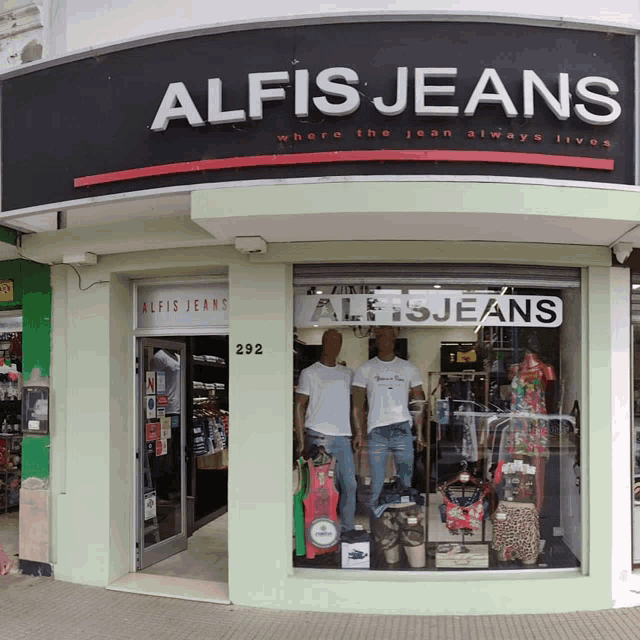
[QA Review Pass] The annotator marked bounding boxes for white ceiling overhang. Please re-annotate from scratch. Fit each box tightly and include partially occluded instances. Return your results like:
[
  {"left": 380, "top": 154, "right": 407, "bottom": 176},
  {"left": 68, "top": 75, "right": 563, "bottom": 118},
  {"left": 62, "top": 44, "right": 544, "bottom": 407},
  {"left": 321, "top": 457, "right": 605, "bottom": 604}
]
[
  {"left": 191, "top": 179, "right": 640, "bottom": 248},
  {"left": 7, "top": 179, "right": 640, "bottom": 264}
]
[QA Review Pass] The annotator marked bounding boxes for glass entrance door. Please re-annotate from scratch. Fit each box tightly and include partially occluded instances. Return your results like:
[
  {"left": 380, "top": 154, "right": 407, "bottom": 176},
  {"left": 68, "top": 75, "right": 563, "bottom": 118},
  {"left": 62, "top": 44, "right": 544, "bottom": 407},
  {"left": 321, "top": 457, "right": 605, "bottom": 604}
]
[{"left": 137, "top": 338, "right": 187, "bottom": 570}]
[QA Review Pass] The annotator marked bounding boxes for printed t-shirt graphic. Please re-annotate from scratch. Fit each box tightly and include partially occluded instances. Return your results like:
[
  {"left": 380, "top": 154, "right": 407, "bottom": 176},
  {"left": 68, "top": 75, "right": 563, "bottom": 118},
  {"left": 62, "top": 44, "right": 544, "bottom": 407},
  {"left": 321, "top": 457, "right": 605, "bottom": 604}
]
[
  {"left": 297, "top": 362, "right": 353, "bottom": 436},
  {"left": 352, "top": 356, "right": 423, "bottom": 430}
]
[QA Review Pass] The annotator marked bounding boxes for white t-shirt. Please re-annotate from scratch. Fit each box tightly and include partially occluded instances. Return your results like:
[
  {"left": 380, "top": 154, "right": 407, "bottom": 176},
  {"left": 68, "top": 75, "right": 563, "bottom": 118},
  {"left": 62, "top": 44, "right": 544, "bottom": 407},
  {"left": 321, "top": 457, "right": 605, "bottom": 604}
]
[
  {"left": 352, "top": 357, "right": 423, "bottom": 431},
  {"left": 296, "top": 362, "right": 353, "bottom": 436},
  {"left": 150, "top": 349, "right": 181, "bottom": 414}
]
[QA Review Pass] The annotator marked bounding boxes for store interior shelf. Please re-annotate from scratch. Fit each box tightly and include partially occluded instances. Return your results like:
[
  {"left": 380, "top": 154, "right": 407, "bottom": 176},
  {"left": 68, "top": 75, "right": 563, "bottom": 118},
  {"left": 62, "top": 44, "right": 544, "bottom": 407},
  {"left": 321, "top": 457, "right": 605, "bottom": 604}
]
[{"left": 192, "top": 360, "right": 226, "bottom": 369}]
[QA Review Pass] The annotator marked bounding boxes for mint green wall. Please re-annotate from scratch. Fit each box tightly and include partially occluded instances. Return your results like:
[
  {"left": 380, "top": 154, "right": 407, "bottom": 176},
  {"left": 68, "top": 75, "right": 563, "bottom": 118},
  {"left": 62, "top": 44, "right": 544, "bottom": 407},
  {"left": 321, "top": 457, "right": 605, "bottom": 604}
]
[
  {"left": 52, "top": 265, "right": 111, "bottom": 585},
  {"left": 228, "top": 261, "right": 291, "bottom": 602}
]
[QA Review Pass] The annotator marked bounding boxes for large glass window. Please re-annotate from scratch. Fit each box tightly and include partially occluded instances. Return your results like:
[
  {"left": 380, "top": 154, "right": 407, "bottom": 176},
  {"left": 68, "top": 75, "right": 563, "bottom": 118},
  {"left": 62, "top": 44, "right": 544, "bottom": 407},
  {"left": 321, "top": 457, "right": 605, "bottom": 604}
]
[
  {"left": 292, "top": 267, "right": 581, "bottom": 572},
  {"left": 631, "top": 274, "right": 640, "bottom": 568}
]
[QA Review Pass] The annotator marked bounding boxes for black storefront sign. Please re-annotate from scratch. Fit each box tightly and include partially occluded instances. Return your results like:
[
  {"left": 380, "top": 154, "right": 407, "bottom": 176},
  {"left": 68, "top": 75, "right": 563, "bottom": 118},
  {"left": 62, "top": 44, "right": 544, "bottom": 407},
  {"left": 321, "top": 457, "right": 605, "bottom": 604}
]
[{"left": 0, "top": 21, "right": 635, "bottom": 212}]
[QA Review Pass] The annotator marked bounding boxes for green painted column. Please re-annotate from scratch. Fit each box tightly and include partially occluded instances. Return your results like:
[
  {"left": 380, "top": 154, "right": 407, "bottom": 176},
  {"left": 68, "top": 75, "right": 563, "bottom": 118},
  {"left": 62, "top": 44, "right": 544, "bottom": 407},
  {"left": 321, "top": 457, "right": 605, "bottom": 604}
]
[
  {"left": 21, "top": 436, "right": 50, "bottom": 479},
  {"left": 21, "top": 260, "right": 51, "bottom": 382}
]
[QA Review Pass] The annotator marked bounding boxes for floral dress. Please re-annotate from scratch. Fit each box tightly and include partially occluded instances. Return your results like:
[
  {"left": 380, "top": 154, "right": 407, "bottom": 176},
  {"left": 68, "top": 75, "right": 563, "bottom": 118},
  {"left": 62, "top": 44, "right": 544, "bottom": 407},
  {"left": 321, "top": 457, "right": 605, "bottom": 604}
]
[{"left": 507, "top": 355, "right": 555, "bottom": 459}]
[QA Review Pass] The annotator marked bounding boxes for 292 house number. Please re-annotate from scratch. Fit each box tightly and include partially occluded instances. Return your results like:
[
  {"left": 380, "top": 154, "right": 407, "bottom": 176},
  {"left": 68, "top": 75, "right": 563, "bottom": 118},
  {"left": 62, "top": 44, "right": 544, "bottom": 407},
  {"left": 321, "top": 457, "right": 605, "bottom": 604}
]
[{"left": 235, "top": 343, "right": 263, "bottom": 355}]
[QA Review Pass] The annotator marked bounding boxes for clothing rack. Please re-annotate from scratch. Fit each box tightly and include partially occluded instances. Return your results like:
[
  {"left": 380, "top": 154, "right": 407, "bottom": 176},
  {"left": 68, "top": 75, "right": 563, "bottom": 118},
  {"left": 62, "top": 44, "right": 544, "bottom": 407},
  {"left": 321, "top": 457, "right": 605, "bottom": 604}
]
[{"left": 425, "top": 371, "right": 488, "bottom": 492}]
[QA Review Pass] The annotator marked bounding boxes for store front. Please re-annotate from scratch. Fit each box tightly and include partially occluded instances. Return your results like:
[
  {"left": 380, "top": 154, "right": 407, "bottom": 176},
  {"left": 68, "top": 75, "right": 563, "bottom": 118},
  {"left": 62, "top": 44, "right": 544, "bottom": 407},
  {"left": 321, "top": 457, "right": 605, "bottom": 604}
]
[{"left": 0, "top": 12, "right": 639, "bottom": 616}]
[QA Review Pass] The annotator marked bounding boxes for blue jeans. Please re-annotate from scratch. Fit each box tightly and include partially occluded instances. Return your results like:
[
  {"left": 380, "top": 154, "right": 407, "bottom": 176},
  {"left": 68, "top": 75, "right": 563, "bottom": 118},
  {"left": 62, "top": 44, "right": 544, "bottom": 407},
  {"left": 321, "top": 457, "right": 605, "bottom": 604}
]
[
  {"left": 368, "top": 421, "right": 414, "bottom": 510},
  {"left": 306, "top": 429, "right": 357, "bottom": 532}
]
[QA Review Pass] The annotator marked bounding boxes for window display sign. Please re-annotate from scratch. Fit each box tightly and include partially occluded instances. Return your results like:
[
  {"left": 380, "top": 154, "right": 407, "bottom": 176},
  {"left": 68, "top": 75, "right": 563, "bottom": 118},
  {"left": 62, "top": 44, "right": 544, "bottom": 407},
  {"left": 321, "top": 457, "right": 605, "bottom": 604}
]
[
  {"left": 0, "top": 21, "right": 634, "bottom": 213},
  {"left": 136, "top": 283, "right": 229, "bottom": 331},
  {"left": 295, "top": 293, "right": 562, "bottom": 328}
]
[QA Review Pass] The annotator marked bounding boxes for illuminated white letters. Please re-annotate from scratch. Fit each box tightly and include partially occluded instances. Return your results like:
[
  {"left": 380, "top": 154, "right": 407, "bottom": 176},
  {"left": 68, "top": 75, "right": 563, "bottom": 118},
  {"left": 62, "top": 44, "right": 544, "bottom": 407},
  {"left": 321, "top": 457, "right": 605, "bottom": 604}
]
[
  {"left": 150, "top": 66, "right": 623, "bottom": 131},
  {"left": 373, "top": 67, "right": 408, "bottom": 116},
  {"left": 313, "top": 67, "right": 361, "bottom": 116},
  {"left": 415, "top": 68, "right": 459, "bottom": 116},
  {"left": 248, "top": 71, "right": 290, "bottom": 120},
  {"left": 464, "top": 68, "right": 518, "bottom": 118},
  {"left": 573, "top": 76, "right": 621, "bottom": 125},
  {"left": 207, "top": 78, "right": 246, "bottom": 124},
  {"left": 294, "top": 69, "right": 310, "bottom": 117},
  {"left": 150, "top": 82, "right": 205, "bottom": 131},
  {"left": 523, "top": 71, "right": 570, "bottom": 120}
]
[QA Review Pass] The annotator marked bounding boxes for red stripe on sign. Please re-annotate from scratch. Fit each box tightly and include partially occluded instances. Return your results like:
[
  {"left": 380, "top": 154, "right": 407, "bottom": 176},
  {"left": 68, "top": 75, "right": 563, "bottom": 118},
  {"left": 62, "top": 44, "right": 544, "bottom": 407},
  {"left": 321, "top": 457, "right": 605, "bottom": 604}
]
[{"left": 74, "top": 150, "right": 615, "bottom": 187}]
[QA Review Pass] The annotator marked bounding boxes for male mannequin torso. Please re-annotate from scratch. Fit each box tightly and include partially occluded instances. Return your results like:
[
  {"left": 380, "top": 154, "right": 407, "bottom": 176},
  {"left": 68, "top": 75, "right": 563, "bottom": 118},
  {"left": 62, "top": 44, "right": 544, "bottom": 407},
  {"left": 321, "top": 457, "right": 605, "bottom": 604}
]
[{"left": 294, "top": 329, "right": 357, "bottom": 534}]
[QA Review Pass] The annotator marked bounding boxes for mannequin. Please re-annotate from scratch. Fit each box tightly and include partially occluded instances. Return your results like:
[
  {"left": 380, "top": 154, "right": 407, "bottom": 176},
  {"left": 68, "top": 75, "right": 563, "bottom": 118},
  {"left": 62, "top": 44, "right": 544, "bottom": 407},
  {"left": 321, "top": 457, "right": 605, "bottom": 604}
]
[
  {"left": 150, "top": 348, "right": 180, "bottom": 414},
  {"left": 508, "top": 332, "right": 555, "bottom": 510},
  {"left": 352, "top": 326, "right": 426, "bottom": 568},
  {"left": 492, "top": 332, "right": 555, "bottom": 566},
  {"left": 294, "top": 329, "right": 357, "bottom": 533}
]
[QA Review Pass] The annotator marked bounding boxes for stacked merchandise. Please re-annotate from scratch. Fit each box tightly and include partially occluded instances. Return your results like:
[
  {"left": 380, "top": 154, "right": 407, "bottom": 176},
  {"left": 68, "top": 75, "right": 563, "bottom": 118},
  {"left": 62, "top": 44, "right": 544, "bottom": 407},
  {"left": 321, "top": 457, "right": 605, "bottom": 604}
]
[{"left": 192, "top": 404, "right": 229, "bottom": 456}]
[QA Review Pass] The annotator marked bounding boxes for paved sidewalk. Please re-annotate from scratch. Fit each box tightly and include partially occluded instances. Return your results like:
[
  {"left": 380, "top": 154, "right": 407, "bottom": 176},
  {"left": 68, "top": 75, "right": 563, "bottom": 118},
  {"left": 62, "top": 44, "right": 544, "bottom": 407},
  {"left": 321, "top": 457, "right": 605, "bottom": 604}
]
[{"left": 2, "top": 574, "right": 640, "bottom": 640}]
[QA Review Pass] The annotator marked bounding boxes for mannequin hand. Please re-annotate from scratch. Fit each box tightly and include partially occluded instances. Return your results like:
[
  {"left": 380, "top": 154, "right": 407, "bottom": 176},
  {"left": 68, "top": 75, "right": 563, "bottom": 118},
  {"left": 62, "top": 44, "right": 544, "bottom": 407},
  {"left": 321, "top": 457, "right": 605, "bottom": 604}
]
[
  {"left": 353, "top": 433, "right": 364, "bottom": 451},
  {"left": 416, "top": 437, "right": 425, "bottom": 452}
]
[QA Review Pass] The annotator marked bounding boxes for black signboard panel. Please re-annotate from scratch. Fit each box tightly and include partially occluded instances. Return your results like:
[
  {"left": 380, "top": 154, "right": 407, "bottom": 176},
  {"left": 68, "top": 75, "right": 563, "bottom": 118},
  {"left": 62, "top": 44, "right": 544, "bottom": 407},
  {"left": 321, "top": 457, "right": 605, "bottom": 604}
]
[{"left": 1, "top": 21, "right": 635, "bottom": 212}]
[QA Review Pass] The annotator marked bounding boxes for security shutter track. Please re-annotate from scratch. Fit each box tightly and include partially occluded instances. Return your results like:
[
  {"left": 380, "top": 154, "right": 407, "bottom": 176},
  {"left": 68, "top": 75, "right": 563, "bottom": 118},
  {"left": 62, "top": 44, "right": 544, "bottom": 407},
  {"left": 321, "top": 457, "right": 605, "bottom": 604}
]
[{"left": 293, "top": 264, "right": 581, "bottom": 289}]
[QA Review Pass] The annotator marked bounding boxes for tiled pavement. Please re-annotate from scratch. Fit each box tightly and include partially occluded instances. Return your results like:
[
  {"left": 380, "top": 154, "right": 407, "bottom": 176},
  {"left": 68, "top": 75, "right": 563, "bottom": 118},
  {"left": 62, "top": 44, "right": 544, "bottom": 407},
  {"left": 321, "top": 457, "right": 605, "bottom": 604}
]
[{"left": 2, "top": 574, "right": 640, "bottom": 640}]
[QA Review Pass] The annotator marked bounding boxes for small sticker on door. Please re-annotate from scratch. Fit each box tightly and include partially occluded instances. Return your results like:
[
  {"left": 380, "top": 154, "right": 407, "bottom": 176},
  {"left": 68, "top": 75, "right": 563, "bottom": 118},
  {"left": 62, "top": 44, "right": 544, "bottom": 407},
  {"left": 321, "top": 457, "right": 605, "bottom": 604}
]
[
  {"left": 156, "top": 372, "right": 166, "bottom": 395},
  {"left": 157, "top": 395, "right": 169, "bottom": 407},
  {"left": 156, "top": 439, "right": 168, "bottom": 456},
  {"left": 160, "top": 417, "right": 171, "bottom": 440},
  {"left": 146, "top": 395, "right": 156, "bottom": 419},
  {"left": 144, "top": 491, "right": 156, "bottom": 521},
  {"left": 145, "top": 372, "right": 156, "bottom": 395},
  {"left": 146, "top": 422, "right": 160, "bottom": 442}
]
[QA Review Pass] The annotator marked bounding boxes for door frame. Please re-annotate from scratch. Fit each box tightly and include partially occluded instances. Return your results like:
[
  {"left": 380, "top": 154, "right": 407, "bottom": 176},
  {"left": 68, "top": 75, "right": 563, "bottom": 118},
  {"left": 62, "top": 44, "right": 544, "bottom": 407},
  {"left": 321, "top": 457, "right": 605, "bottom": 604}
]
[{"left": 136, "top": 337, "right": 188, "bottom": 570}]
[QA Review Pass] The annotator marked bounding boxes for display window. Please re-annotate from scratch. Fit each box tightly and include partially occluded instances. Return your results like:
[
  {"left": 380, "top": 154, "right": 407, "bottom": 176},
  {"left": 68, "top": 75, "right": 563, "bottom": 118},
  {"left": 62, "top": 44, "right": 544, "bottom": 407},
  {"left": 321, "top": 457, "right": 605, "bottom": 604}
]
[
  {"left": 631, "top": 273, "right": 640, "bottom": 568},
  {"left": 292, "top": 265, "right": 582, "bottom": 572}
]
